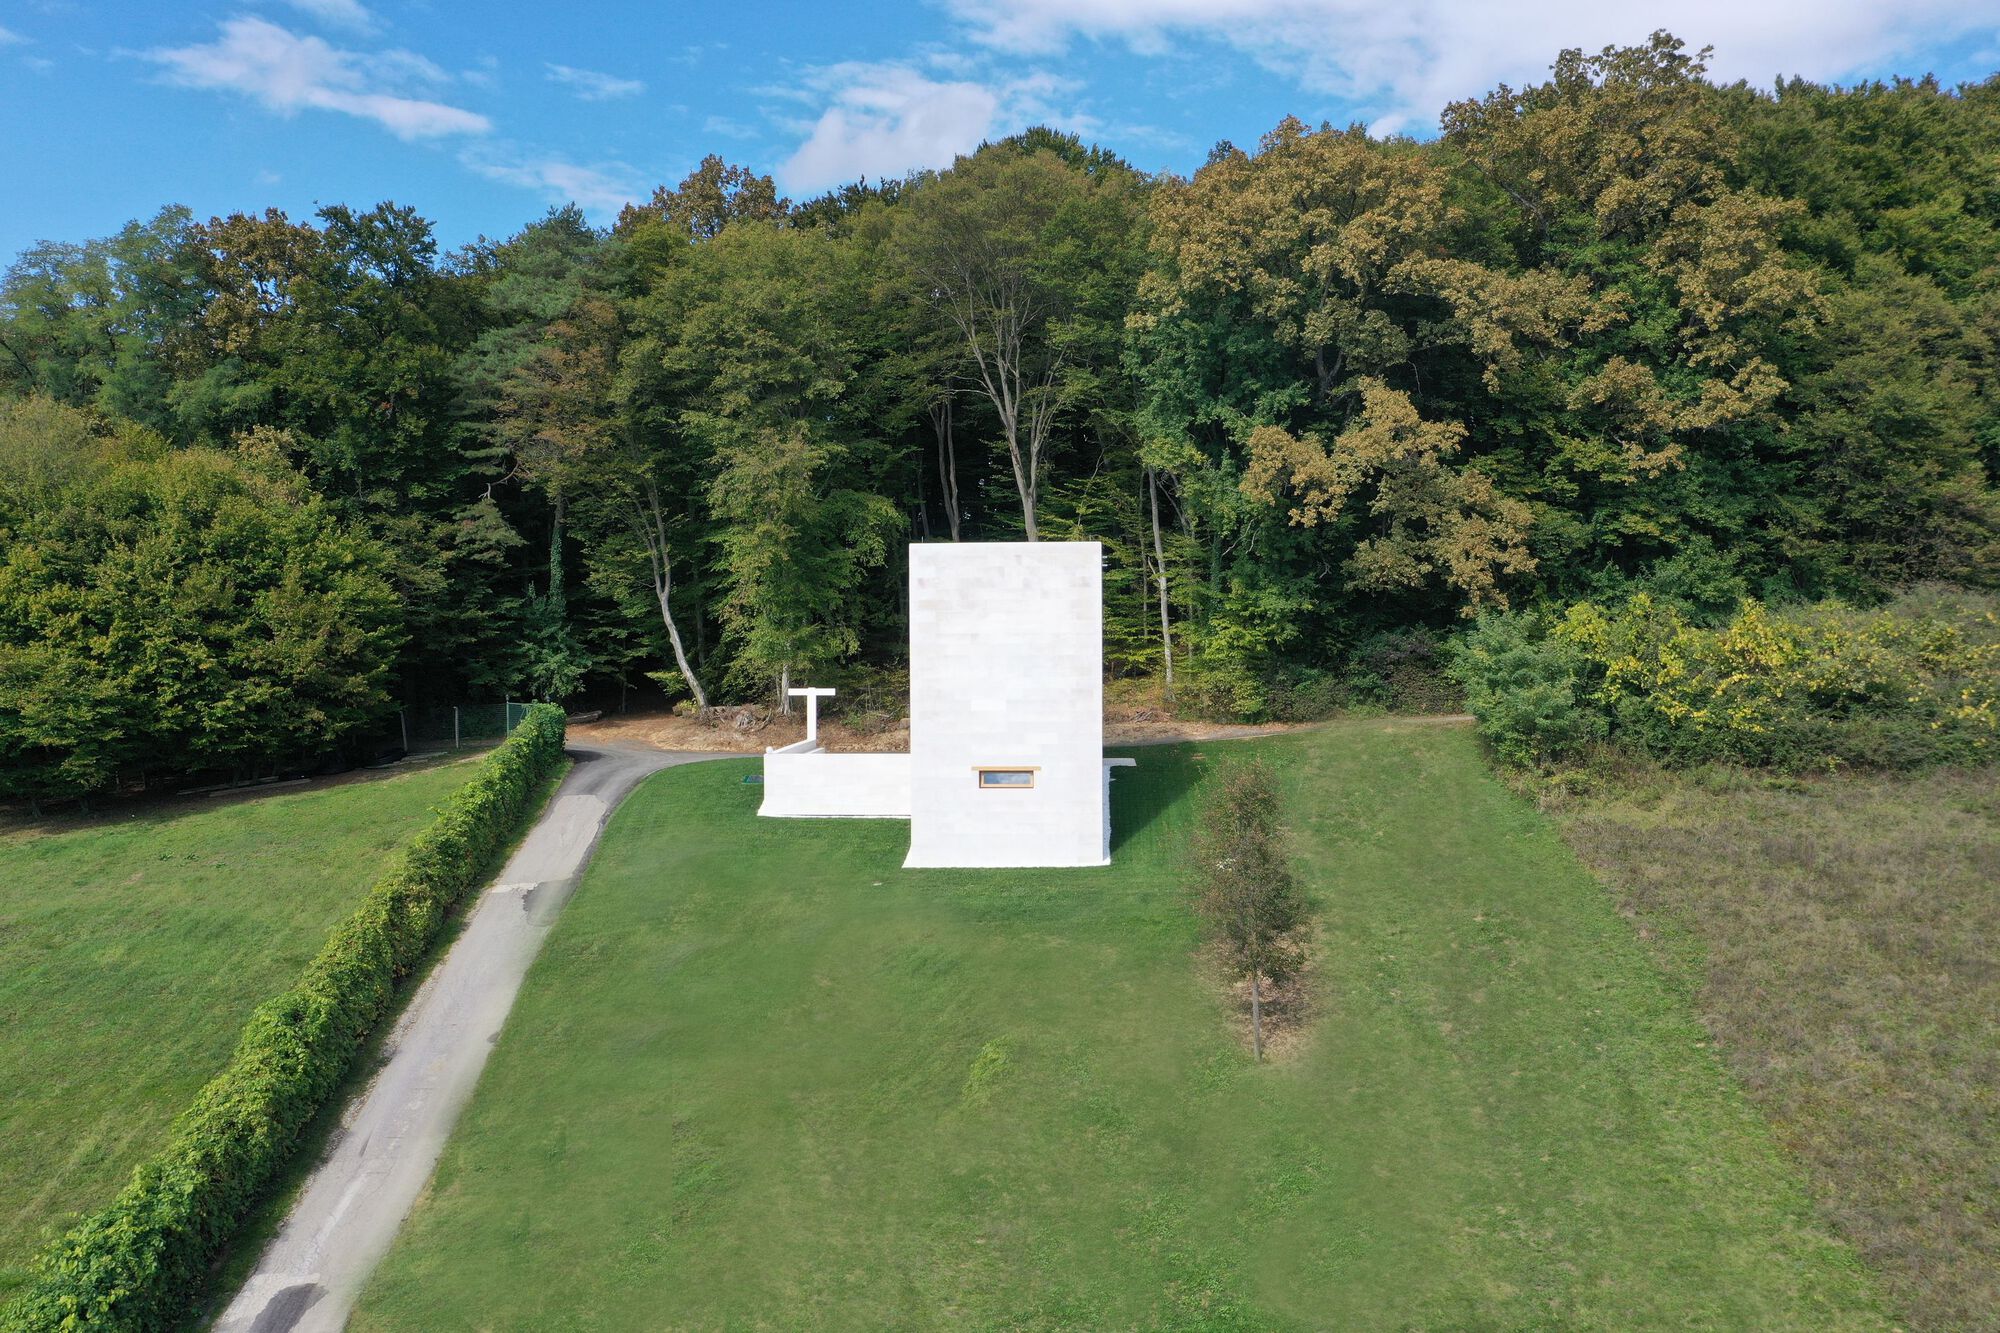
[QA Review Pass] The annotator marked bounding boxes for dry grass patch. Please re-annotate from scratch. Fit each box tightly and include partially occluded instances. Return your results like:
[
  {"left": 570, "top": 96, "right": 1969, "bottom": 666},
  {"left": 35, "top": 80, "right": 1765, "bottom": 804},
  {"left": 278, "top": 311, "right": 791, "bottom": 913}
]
[{"left": 1554, "top": 762, "right": 2000, "bottom": 1332}]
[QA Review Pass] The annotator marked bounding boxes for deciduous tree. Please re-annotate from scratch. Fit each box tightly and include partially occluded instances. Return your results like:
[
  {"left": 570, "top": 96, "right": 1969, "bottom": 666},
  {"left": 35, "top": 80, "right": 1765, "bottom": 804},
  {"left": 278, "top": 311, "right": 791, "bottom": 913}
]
[
  {"left": 1191, "top": 760, "right": 1309, "bottom": 1060},
  {"left": 892, "top": 140, "right": 1144, "bottom": 539}
]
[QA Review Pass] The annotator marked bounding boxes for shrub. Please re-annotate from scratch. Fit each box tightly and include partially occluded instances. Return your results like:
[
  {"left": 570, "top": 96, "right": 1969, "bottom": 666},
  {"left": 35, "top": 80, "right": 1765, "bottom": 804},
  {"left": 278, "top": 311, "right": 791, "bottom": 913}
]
[
  {"left": 0, "top": 705, "right": 566, "bottom": 1333},
  {"left": 826, "top": 664, "right": 910, "bottom": 719},
  {"left": 1556, "top": 589, "right": 1998, "bottom": 770},
  {"left": 1448, "top": 614, "right": 1605, "bottom": 767},
  {"left": 1584, "top": 535, "right": 1749, "bottom": 627},
  {"left": 1455, "top": 589, "right": 1998, "bottom": 772},
  {"left": 1262, "top": 666, "right": 1344, "bottom": 722},
  {"left": 1346, "top": 628, "right": 1460, "bottom": 714},
  {"left": 1174, "top": 661, "right": 1269, "bottom": 722}
]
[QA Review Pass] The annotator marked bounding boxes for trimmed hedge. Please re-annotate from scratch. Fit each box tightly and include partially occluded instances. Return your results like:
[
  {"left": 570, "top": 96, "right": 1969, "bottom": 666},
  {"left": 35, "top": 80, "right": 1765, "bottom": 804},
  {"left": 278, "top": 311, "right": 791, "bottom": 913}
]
[{"left": 1, "top": 704, "right": 566, "bottom": 1332}]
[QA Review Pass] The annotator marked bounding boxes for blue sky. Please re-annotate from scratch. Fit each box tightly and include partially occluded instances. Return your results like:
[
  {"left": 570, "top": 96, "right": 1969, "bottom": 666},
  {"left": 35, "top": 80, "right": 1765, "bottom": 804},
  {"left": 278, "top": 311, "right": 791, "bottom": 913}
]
[{"left": 3, "top": 0, "right": 1998, "bottom": 263}]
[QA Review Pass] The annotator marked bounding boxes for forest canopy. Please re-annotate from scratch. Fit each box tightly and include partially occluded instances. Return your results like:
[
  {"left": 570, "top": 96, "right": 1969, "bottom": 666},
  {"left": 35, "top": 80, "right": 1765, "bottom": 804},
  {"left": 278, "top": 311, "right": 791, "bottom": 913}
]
[{"left": 3, "top": 33, "right": 1997, "bottom": 797}]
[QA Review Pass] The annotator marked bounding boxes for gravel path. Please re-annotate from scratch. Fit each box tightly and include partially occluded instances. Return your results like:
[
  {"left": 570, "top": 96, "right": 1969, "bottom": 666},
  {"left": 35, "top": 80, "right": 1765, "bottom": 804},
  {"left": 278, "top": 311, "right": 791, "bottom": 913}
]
[{"left": 214, "top": 744, "right": 720, "bottom": 1333}]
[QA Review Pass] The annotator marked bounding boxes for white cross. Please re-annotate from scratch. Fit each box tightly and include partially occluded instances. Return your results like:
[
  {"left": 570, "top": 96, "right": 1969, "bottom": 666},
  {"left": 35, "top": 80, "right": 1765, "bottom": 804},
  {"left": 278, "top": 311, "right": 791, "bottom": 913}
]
[{"left": 788, "top": 687, "right": 836, "bottom": 745}]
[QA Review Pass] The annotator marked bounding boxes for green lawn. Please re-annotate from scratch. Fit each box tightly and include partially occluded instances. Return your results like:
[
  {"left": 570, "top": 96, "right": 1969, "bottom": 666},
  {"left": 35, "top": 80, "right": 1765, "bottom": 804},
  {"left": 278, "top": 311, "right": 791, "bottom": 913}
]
[
  {"left": 356, "top": 722, "right": 1886, "bottom": 1330},
  {"left": 0, "top": 760, "right": 485, "bottom": 1293}
]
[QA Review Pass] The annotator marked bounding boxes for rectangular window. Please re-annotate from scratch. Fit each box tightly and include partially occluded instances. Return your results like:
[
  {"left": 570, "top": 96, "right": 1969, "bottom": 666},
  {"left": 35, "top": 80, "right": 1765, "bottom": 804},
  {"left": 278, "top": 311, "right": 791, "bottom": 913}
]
[{"left": 976, "top": 767, "right": 1037, "bottom": 789}]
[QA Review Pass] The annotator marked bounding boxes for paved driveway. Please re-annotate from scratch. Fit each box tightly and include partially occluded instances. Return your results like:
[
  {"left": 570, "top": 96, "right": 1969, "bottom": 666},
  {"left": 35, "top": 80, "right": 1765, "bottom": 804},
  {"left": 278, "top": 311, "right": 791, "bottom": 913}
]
[{"left": 215, "top": 744, "right": 722, "bottom": 1333}]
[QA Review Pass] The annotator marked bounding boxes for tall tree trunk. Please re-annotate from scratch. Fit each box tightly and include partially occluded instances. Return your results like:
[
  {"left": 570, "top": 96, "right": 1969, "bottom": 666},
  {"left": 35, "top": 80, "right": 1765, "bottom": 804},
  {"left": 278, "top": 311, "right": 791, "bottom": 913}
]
[
  {"left": 1147, "top": 467, "right": 1174, "bottom": 699},
  {"left": 1002, "top": 415, "right": 1039, "bottom": 541},
  {"left": 1250, "top": 972, "right": 1265, "bottom": 1062},
  {"left": 932, "top": 393, "right": 962, "bottom": 541},
  {"left": 692, "top": 576, "right": 707, "bottom": 671},
  {"left": 959, "top": 317, "right": 1056, "bottom": 541},
  {"left": 655, "top": 581, "right": 705, "bottom": 713},
  {"left": 1209, "top": 533, "right": 1222, "bottom": 609},
  {"left": 915, "top": 444, "right": 932, "bottom": 541},
  {"left": 635, "top": 482, "right": 706, "bottom": 713},
  {"left": 549, "top": 491, "right": 567, "bottom": 616},
  {"left": 779, "top": 663, "right": 791, "bottom": 715},
  {"left": 681, "top": 483, "right": 708, "bottom": 671}
]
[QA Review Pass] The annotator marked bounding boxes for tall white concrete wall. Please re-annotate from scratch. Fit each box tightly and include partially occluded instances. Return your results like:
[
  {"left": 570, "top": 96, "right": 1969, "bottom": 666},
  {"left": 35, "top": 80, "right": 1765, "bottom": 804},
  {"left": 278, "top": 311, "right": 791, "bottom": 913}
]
[
  {"left": 760, "top": 750, "right": 911, "bottom": 818},
  {"left": 905, "top": 542, "right": 1105, "bottom": 868}
]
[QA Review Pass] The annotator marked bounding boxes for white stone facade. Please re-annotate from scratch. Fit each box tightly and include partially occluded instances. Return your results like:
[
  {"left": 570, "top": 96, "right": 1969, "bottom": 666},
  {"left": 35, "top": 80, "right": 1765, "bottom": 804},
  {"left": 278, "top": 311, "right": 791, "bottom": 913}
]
[
  {"left": 904, "top": 542, "right": 1105, "bottom": 867},
  {"left": 759, "top": 541, "right": 1113, "bottom": 868}
]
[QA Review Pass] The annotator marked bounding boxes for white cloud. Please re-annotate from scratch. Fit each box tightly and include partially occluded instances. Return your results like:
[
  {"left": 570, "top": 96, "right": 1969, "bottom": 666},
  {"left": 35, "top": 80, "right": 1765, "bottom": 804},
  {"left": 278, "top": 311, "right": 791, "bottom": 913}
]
[
  {"left": 461, "top": 55, "right": 500, "bottom": 89},
  {"left": 703, "top": 114, "right": 759, "bottom": 140},
  {"left": 371, "top": 47, "right": 451, "bottom": 86},
  {"left": 776, "top": 61, "right": 1084, "bottom": 193},
  {"left": 945, "top": 0, "right": 2000, "bottom": 133},
  {"left": 143, "top": 17, "right": 489, "bottom": 139},
  {"left": 669, "top": 43, "right": 726, "bottom": 67},
  {"left": 463, "top": 147, "right": 644, "bottom": 216},
  {"left": 0, "top": 25, "right": 25, "bottom": 45},
  {"left": 275, "top": 0, "right": 377, "bottom": 34},
  {"left": 545, "top": 63, "right": 645, "bottom": 101}
]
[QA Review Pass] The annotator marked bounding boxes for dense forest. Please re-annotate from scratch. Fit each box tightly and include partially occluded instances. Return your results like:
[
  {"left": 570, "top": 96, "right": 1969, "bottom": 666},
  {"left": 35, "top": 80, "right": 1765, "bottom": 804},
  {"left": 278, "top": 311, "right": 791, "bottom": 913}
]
[{"left": 3, "top": 34, "right": 1997, "bottom": 800}]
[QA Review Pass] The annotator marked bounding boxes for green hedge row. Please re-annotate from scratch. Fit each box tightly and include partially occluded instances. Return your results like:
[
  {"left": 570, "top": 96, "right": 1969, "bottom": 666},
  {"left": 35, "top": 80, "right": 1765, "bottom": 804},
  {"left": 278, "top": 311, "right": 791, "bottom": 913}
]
[{"left": 1, "top": 704, "right": 567, "bottom": 1333}]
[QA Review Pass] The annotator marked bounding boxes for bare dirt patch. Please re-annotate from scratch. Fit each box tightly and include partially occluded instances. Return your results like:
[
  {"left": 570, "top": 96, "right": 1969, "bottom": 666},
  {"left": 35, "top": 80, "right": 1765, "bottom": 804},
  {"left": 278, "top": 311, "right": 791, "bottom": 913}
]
[
  {"left": 568, "top": 701, "right": 1320, "bottom": 754},
  {"left": 569, "top": 707, "right": 905, "bottom": 754},
  {"left": 1203, "top": 931, "right": 1322, "bottom": 1063}
]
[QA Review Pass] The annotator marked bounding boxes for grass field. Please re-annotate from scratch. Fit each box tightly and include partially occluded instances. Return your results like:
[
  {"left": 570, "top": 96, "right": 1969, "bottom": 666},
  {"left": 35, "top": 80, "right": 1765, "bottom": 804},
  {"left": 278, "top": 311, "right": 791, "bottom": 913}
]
[
  {"left": 356, "top": 720, "right": 1886, "bottom": 1330},
  {"left": 1556, "top": 763, "right": 2000, "bottom": 1332},
  {"left": 0, "top": 760, "right": 486, "bottom": 1294}
]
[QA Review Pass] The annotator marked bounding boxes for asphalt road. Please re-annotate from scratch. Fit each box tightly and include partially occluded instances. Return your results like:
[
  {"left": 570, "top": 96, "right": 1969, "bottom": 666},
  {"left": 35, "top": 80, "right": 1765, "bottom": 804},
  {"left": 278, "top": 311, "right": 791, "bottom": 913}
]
[{"left": 214, "top": 743, "right": 720, "bottom": 1333}]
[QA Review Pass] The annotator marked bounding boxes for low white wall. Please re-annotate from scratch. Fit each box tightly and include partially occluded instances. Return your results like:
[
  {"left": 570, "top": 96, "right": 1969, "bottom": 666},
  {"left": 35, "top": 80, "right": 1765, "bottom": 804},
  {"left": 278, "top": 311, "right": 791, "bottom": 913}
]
[{"left": 760, "top": 751, "right": 911, "bottom": 818}]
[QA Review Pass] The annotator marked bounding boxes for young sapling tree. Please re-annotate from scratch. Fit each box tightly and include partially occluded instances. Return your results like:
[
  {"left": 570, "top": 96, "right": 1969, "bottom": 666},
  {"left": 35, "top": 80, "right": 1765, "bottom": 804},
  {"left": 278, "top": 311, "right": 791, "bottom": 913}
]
[{"left": 1191, "top": 760, "right": 1310, "bottom": 1060}]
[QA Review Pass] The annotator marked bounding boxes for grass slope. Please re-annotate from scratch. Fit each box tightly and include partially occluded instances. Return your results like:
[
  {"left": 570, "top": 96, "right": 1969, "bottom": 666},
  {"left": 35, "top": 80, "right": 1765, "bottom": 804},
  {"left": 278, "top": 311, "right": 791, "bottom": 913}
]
[
  {"left": 0, "top": 760, "right": 484, "bottom": 1292},
  {"left": 1556, "top": 764, "right": 2000, "bottom": 1332},
  {"left": 356, "top": 723, "right": 1884, "bottom": 1330}
]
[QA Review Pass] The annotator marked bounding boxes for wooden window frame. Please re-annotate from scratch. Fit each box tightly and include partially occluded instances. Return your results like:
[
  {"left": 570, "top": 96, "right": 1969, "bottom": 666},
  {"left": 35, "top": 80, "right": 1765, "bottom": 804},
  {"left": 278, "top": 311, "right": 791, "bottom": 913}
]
[{"left": 974, "top": 766, "right": 1039, "bottom": 789}]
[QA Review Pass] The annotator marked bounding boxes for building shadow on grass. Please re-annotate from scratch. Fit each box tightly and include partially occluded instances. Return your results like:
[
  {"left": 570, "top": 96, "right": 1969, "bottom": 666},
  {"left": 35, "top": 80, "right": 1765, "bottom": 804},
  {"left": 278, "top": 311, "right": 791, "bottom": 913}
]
[{"left": 1106, "top": 744, "right": 1205, "bottom": 858}]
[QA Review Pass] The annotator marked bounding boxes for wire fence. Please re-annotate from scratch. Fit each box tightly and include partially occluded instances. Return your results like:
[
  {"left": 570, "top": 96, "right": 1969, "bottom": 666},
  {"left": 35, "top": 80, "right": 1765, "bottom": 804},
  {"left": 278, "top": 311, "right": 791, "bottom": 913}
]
[{"left": 393, "top": 701, "right": 536, "bottom": 754}]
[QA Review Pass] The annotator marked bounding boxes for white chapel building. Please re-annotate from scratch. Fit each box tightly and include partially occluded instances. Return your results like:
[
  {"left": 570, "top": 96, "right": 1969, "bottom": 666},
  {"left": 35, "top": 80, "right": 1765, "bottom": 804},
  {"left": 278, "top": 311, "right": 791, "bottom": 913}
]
[{"left": 759, "top": 541, "right": 1128, "bottom": 868}]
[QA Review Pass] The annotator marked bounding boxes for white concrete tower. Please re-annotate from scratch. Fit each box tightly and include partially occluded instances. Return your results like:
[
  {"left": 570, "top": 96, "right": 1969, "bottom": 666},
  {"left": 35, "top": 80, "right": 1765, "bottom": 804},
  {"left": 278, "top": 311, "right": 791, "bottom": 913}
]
[{"left": 904, "top": 541, "right": 1106, "bottom": 868}]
